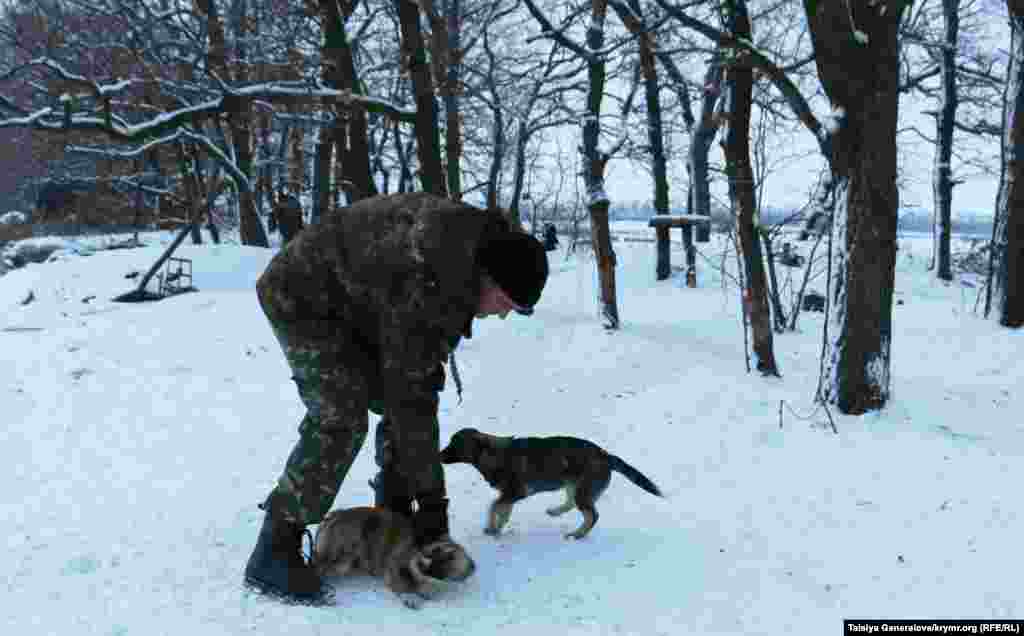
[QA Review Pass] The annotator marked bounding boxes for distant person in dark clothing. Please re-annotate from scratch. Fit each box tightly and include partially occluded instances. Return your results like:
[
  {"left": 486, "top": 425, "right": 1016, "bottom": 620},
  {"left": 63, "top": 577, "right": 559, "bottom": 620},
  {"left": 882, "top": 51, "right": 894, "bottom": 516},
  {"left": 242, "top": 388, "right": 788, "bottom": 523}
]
[
  {"left": 273, "top": 193, "right": 305, "bottom": 245},
  {"left": 543, "top": 222, "right": 559, "bottom": 251}
]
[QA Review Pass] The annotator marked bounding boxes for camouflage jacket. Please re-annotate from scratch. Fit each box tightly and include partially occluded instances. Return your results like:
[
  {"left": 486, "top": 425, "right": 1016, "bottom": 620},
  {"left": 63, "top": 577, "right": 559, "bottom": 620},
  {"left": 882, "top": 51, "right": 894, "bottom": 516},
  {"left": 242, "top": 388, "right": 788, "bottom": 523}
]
[{"left": 257, "top": 192, "right": 510, "bottom": 413}]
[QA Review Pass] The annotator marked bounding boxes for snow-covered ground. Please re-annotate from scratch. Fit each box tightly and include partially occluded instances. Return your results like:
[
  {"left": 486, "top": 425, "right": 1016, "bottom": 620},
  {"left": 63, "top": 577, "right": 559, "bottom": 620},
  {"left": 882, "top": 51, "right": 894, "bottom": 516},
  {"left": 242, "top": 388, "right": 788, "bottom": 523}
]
[{"left": 2, "top": 225, "right": 1020, "bottom": 635}]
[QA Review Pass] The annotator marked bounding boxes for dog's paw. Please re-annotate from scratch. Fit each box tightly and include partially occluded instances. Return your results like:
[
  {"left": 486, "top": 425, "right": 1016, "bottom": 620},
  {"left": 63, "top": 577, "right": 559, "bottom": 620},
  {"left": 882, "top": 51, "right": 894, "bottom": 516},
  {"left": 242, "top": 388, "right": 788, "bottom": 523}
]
[
  {"left": 420, "top": 541, "right": 476, "bottom": 582},
  {"left": 398, "top": 592, "right": 424, "bottom": 610},
  {"left": 483, "top": 526, "right": 500, "bottom": 536}
]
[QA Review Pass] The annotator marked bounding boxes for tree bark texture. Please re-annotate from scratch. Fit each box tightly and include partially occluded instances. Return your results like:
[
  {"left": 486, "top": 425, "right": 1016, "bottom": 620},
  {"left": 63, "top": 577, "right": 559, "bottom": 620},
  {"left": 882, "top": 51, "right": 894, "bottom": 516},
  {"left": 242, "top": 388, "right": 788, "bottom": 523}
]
[
  {"left": 761, "top": 230, "right": 788, "bottom": 331},
  {"left": 689, "top": 54, "right": 725, "bottom": 244},
  {"left": 585, "top": 0, "right": 619, "bottom": 329},
  {"left": 723, "top": 0, "right": 779, "bottom": 377},
  {"left": 194, "top": 0, "right": 268, "bottom": 247},
  {"left": 993, "top": 1, "right": 1024, "bottom": 327},
  {"left": 313, "top": 133, "right": 334, "bottom": 220},
  {"left": 612, "top": 0, "right": 670, "bottom": 280},
  {"left": 806, "top": 0, "right": 906, "bottom": 414},
  {"left": 483, "top": 25, "right": 505, "bottom": 211},
  {"left": 322, "top": 0, "right": 378, "bottom": 204},
  {"left": 443, "top": 0, "right": 463, "bottom": 199},
  {"left": 932, "top": 0, "right": 959, "bottom": 281},
  {"left": 397, "top": 0, "right": 447, "bottom": 197},
  {"left": 508, "top": 121, "right": 530, "bottom": 228}
]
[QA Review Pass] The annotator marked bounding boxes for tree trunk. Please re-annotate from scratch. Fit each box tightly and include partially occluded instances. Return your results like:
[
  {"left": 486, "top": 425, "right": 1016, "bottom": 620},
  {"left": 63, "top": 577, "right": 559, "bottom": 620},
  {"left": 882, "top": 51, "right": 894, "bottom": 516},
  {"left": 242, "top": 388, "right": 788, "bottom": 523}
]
[
  {"left": 932, "top": 0, "right": 959, "bottom": 282},
  {"left": 683, "top": 185, "right": 696, "bottom": 284},
  {"left": 486, "top": 105, "right": 504, "bottom": 210},
  {"left": 231, "top": 99, "right": 269, "bottom": 247},
  {"left": 287, "top": 123, "right": 305, "bottom": 198},
  {"left": 689, "top": 54, "right": 725, "bottom": 244},
  {"left": 584, "top": 0, "right": 619, "bottom": 329},
  {"left": 179, "top": 142, "right": 204, "bottom": 245},
  {"left": 443, "top": 0, "right": 463, "bottom": 199},
  {"left": 394, "top": 121, "right": 415, "bottom": 193},
  {"left": 806, "top": 0, "right": 906, "bottom": 414},
  {"left": 397, "top": 0, "right": 447, "bottom": 197},
  {"left": 612, "top": 0, "right": 670, "bottom": 280},
  {"left": 313, "top": 130, "right": 334, "bottom": 221},
  {"left": 269, "top": 122, "right": 291, "bottom": 227},
  {"left": 323, "top": 0, "right": 377, "bottom": 203},
  {"left": 508, "top": 121, "right": 530, "bottom": 228},
  {"left": 255, "top": 111, "right": 273, "bottom": 220},
  {"left": 761, "top": 230, "right": 788, "bottom": 331},
  {"left": 992, "top": 1, "right": 1024, "bottom": 327},
  {"left": 483, "top": 25, "right": 504, "bottom": 210},
  {"left": 195, "top": 0, "right": 267, "bottom": 247},
  {"left": 723, "top": 0, "right": 779, "bottom": 377}
]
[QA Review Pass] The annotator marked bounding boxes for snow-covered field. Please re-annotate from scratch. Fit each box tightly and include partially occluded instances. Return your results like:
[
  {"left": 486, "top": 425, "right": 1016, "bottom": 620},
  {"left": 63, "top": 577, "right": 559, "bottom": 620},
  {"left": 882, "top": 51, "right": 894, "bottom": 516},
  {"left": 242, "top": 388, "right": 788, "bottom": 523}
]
[{"left": 2, "top": 225, "right": 1021, "bottom": 635}]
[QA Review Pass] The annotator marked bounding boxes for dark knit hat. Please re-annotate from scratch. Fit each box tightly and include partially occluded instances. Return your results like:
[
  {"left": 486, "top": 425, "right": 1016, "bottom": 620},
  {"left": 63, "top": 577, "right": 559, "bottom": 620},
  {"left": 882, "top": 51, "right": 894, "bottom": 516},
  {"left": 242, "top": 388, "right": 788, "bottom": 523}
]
[{"left": 477, "top": 231, "right": 549, "bottom": 315}]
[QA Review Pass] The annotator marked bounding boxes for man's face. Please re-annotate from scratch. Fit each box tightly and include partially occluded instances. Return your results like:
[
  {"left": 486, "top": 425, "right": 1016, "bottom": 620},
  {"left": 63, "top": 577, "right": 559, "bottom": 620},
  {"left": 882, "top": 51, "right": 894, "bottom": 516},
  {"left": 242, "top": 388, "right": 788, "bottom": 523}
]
[{"left": 476, "top": 278, "right": 526, "bottom": 319}]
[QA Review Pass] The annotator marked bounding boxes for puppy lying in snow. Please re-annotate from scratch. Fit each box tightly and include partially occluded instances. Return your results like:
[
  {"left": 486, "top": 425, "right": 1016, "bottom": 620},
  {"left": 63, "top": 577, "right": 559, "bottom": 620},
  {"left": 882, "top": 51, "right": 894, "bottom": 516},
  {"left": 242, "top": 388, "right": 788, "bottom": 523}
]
[{"left": 312, "top": 506, "right": 459, "bottom": 609}]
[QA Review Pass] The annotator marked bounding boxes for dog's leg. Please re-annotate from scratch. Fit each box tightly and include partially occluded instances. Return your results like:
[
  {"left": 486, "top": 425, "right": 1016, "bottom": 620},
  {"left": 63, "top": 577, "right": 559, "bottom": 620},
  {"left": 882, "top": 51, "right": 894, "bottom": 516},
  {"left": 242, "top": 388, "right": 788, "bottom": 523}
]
[
  {"left": 316, "top": 554, "right": 358, "bottom": 578},
  {"left": 565, "top": 506, "right": 598, "bottom": 540},
  {"left": 564, "top": 470, "right": 609, "bottom": 539},
  {"left": 485, "top": 498, "right": 515, "bottom": 536},
  {"left": 408, "top": 552, "right": 443, "bottom": 599},
  {"left": 546, "top": 484, "right": 576, "bottom": 517},
  {"left": 386, "top": 565, "right": 425, "bottom": 610}
]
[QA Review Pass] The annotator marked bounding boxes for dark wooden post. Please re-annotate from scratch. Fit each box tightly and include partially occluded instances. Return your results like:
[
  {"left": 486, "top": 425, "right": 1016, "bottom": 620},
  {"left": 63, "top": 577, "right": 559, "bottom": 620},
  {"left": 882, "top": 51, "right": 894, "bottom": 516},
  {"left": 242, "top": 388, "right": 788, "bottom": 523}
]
[{"left": 648, "top": 215, "right": 710, "bottom": 287}]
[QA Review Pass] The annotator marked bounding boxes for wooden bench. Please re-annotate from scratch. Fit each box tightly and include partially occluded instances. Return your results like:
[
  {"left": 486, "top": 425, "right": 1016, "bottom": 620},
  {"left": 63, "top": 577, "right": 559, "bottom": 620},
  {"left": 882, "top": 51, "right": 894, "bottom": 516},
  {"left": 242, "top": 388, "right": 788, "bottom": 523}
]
[{"left": 648, "top": 214, "right": 711, "bottom": 287}]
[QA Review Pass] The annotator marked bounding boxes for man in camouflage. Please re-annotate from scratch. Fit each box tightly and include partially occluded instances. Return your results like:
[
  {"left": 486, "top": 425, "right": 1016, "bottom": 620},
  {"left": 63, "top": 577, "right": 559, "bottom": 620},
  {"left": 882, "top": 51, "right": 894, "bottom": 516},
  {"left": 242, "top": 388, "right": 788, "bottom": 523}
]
[{"left": 244, "top": 192, "right": 549, "bottom": 603}]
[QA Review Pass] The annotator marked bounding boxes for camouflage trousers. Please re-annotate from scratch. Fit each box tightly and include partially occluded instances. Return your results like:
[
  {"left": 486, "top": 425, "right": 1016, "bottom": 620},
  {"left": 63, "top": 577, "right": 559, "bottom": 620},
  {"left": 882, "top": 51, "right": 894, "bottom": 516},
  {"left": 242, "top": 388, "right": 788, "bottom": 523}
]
[
  {"left": 259, "top": 317, "right": 443, "bottom": 526},
  {"left": 258, "top": 316, "right": 375, "bottom": 526}
]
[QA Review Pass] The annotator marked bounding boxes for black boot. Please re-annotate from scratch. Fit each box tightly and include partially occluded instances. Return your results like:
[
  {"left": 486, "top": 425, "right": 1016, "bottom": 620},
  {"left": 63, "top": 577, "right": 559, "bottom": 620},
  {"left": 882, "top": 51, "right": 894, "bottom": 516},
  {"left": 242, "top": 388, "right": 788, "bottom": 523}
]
[
  {"left": 413, "top": 495, "right": 476, "bottom": 582},
  {"left": 370, "top": 469, "right": 414, "bottom": 517},
  {"left": 244, "top": 511, "right": 329, "bottom": 604}
]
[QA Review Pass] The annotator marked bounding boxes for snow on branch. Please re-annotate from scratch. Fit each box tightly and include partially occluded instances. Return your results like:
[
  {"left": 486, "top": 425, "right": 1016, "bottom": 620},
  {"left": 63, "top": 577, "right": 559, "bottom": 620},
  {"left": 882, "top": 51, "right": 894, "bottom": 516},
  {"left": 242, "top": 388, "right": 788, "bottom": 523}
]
[
  {"left": 0, "top": 81, "right": 417, "bottom": 143},
  {"left": 521, "top": 0, "right": 595, "bottom": 62},
  {"left": 651, "top": 0, "right": 828, "bottom": 157},
  {"left": 67, "top": 130, "right": 189, "bottom": 160},
  {"left": 0, "top": 57, "right": 139, "bottom": 101}
]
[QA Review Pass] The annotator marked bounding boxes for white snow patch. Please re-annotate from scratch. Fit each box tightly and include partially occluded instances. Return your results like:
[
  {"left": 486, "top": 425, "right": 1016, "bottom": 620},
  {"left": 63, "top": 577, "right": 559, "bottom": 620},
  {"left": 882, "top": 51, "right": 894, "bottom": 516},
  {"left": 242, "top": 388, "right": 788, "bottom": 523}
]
[{"left": 2, "top": 222, "right": 1023, "bottom": 634}]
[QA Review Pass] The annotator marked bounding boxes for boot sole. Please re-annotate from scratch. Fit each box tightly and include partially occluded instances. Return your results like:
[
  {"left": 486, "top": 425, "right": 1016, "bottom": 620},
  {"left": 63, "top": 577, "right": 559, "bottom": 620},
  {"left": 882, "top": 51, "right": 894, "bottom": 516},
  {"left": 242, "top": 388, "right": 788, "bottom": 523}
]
[{"left": 244, "top": 575, "right": 335, "bottom": 606}]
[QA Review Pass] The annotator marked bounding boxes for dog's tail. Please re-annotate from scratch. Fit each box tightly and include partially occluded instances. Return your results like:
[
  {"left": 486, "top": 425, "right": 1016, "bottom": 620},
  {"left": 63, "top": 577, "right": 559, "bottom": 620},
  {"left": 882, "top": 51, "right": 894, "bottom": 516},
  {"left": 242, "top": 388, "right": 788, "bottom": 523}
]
[{"left": 609, "top": 455, "right": 663, "bottom": 497}]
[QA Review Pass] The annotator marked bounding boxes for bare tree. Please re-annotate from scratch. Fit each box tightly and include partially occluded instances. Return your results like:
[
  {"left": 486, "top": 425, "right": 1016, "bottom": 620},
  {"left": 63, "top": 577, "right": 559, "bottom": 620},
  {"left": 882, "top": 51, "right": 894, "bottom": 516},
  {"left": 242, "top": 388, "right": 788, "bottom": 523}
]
[
  {"left": 653, "top": 0, "right": 909, "bottom": 413},
  {"left": 932, "top": 0, "right": 960, "bottom": 281},
  {"left": 499, "top": 40, "right": 583, "bottom": 227},
  {"left": 989, "top": 0, "right": 1024, "bottom": 327},
  {"left": 609, "top": 0, "right": 671, "bottom": 280},
  {"left": 0, "top": 0, "right": 426, "bottom": 247},
  {"left": 902, "top": 0, "right": 1003, "bottom": 281},
  {"left": 524, "top": 0, "right": 621, "bottom": 329},
  {"left": 804, "top": 0, "right": 909, "bottom": 413},
  {"left": 721, "top": 0, "right": 779, "bottom": 377},
  {"left": 319, "top": 0, "right": 379, "bottom": 208},
  {"left": 396, "top": 0, "right": 446, "bottom": 196}
]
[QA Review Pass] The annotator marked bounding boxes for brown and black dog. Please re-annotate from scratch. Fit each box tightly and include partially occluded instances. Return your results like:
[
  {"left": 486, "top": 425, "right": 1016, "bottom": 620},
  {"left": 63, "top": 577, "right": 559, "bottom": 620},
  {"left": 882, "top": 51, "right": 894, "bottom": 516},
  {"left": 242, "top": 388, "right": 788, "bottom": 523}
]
[{"left": 440, "top": 428, "right": 663, "bottom": 540}]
